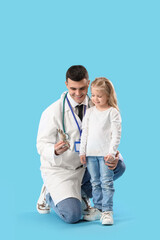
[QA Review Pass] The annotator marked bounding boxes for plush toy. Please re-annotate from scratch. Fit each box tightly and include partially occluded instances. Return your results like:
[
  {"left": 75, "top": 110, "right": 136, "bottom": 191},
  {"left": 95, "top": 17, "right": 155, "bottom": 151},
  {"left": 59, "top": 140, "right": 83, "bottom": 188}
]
[{"left": 57, "top": 129, "right": 70, "bottom": 149}]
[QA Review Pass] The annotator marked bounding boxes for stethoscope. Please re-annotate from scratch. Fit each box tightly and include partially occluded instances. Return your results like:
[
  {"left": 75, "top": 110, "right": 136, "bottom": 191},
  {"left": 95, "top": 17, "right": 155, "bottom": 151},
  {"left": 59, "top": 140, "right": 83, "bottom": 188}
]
[{"left": 62, "top": 92, "right": 87, "bottom": 140}]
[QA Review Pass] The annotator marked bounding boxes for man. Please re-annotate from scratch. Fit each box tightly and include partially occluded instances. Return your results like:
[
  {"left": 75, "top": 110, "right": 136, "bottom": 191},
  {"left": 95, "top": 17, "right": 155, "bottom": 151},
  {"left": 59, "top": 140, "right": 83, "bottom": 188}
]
[{"left": 36, "top": 65, "right": 125, "bottom": 223}]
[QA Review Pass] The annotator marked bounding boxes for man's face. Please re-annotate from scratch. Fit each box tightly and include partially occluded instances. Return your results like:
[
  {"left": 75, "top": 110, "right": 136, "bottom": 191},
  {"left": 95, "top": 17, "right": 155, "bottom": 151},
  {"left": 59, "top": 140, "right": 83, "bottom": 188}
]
[{"left": 65, "top": 78, "right": 90, "bottom": 104}]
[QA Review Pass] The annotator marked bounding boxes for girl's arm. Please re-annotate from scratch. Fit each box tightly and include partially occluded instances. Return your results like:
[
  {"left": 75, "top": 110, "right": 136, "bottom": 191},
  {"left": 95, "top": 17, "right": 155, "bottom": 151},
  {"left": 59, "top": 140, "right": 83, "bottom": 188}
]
[{"left": 108, "top": 108, "right": 122, "bottom": 157}]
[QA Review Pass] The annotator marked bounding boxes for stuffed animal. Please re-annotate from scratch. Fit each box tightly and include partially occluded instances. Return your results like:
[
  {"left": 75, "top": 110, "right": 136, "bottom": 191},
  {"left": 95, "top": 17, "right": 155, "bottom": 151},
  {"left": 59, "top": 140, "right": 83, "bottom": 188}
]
[{"left": 57, "top": 129, "right": 70, "bottom": 149}]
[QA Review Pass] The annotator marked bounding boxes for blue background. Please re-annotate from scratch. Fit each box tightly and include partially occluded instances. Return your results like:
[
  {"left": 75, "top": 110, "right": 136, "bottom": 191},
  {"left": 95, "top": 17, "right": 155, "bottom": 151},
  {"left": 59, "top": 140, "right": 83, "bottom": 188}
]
[{"left": 1, "top": 0, "right": 160, "bottom": 239}]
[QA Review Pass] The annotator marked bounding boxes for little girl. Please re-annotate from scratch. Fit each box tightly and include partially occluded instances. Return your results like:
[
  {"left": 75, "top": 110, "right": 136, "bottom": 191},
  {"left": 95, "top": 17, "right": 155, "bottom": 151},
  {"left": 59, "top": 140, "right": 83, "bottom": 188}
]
[{"left": 80, "top": 77, "right": 121, "bottom": 225}]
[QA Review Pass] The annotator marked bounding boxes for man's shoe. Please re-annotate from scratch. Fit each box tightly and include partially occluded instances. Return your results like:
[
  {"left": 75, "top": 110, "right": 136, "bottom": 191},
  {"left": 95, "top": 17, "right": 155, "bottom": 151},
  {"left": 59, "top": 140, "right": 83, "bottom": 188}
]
[
  {"left": 36, "top": 185, "right": 51, "bottom": 214},
  {"left": 81, "top": 196, "right": 93, "bottom": 215},
  {"left": 100, "top": 211, "right": 114, "bottom": 225},
  {"left": 83, "top": 207, "right": 102, "bottom": 221}
]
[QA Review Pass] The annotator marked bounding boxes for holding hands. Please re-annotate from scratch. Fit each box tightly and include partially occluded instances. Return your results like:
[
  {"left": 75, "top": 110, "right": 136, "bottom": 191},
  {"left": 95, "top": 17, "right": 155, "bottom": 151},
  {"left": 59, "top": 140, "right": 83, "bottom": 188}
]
[
  {"left": 80, "top": 151, "right": 119, "bottom": 169},
  {"left": 104, "top": 154, "right": 115, "bottom": 163},
  {"left": 104, "top": 151, "right": 119, "bottom": 170}
]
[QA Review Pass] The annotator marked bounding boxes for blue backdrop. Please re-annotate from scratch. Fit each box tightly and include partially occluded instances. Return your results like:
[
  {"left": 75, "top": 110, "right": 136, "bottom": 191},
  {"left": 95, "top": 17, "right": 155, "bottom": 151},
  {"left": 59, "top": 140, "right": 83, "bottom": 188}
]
[{"left": 1, "top": 0, "right": 160, "bottom": 239}]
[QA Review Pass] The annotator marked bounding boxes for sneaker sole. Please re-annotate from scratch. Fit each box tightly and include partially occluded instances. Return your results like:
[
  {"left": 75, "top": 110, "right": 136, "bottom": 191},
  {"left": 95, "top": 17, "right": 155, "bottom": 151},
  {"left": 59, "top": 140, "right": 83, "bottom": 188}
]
[
  {"left": 83, "top": 215, "right": 101, "bottom": 221},
  {"left": 102, "top": 221, "right": 114, "bottom": 225}
]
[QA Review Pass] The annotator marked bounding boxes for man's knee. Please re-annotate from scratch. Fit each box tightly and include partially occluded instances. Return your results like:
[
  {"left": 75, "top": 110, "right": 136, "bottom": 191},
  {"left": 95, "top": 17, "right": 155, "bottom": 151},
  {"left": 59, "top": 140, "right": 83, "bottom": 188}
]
[
  {"left": 57, "top": 198, "right": 82, "bottom": 224},
  {"left": 119, "top": 160, "right": 126, "bottom": 175},
  {"left": 120, "top": 160, "right": 126, "bottom": 175},
  {"left": 114, "top": 160, "right": 126, "bottom": 181},
  {"left": 64, "top": 208, "right": 81, "bottom": 224}
]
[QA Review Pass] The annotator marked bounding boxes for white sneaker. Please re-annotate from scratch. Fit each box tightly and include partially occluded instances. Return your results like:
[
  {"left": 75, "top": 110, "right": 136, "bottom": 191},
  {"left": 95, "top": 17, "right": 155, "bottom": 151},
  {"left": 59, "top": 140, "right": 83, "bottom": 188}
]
[
  {"left": 83, "top": 208, "right": 102, "bottom": 221},
  {"left": 100, "top": 211, "right": 114, "bottom": 225},
  {"left": 36, "top": 185, "right": 51, "bottom": 214}
]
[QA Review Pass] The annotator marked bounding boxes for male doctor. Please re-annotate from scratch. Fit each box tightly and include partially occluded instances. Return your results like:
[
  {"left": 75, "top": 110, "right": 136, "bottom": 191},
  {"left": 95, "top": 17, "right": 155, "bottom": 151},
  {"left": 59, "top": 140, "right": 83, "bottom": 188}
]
[{"left": 36, "top": 65, "right": 125, "bottom": 223}]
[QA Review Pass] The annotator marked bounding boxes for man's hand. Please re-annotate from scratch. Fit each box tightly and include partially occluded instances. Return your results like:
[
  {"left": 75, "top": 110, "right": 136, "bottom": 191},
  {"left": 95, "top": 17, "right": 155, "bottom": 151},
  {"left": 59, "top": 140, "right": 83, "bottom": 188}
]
[
  {"left": 80, "top": 155, "right": 86, "bottom": 165},
  {"left": 104, "top": 151, "right": 119, "bottom": 170},
  {"left": 54, "top": 141, "right": 70, "bottom": 155}
]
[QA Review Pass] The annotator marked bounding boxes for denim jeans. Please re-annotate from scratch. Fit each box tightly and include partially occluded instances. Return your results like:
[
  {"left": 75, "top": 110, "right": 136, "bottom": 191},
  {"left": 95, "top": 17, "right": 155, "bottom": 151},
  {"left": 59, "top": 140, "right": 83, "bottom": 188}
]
[
  {"left": 87, "top": 156, "right": 114, "bottom": 212},
  {"left": 46, "top": 156, "right": 126, "bottom": 223},
  {"left": 45, "top": 168, "right": 92, "bottom": 224},
  {"left": 46, "top": 195, "right": 82, "bottom": 224}
]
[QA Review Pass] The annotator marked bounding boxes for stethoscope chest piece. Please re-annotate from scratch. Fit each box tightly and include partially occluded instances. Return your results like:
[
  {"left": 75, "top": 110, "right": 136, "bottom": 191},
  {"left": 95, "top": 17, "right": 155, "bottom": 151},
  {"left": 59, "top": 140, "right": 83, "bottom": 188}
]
[{"left": 64, "top": 133, "right": 70, "bottom": 140}]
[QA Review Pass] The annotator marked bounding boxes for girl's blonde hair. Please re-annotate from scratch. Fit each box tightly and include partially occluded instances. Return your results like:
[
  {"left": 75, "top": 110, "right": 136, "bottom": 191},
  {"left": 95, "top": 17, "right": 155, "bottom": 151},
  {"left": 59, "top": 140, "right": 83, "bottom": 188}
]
[{"left": 91, "top": 77, "right": 119, "bottom": 111}]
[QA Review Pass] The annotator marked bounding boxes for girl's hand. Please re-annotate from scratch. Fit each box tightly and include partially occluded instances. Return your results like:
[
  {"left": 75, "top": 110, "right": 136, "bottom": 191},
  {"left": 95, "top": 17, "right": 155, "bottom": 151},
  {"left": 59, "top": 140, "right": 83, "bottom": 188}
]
[
  {"left": 104, "top": 151, "right": 119, "bottom": 170},
  {"left": 80, "top": 155, "right": 86, "bottom": 165},
  {"left": 104, "top": 154, "right": 115, "bottom": 163}
]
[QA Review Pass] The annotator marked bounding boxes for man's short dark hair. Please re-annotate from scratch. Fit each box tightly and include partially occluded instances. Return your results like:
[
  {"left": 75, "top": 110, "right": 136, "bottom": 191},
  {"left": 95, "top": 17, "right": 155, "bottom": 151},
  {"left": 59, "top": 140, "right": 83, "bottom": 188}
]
[{"left": 66, "top": 65, "right": 89, "bottom": 82}]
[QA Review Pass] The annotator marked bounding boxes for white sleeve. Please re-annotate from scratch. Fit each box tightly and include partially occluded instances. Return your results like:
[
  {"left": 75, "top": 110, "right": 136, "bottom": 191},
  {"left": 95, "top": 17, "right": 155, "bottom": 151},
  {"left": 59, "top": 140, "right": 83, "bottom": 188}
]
[
  {"left": 36, "top": 110, "right": 58, "bottom": 164},
  {"left": 109, "top": 108, "right": 122, "bottom": 157},
  {"left": 79, "top": 110, "right": 90, "bottom": 156}
]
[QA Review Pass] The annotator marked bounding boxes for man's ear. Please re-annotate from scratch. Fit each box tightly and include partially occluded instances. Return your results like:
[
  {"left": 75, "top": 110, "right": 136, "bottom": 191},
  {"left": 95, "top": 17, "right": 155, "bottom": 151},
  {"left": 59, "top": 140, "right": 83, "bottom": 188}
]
[
  {"left": 65, "top": 81, "right": 68, "bottom": 88},
  {"left": 87, "top": 80, "right": 90, "bottom": 86}
]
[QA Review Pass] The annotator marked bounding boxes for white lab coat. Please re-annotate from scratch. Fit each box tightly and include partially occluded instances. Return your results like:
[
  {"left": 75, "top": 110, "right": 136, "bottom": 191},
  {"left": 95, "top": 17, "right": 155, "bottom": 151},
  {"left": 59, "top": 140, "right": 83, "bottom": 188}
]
[{"left": 37, "top": 92, "right": 92, "bottom": 205}]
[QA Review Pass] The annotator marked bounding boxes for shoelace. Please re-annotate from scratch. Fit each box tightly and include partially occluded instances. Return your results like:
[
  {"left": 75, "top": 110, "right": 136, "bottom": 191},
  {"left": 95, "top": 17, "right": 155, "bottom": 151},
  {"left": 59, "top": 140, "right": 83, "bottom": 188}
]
[
  {"left": 84, "top": 208, "right": 100, "bottom": 216},
  {"left": 92, "top": 208, "right": 98, "bottom": 212},
  {"left": 39, "top": 198, "right": 50, "bottom": 208},
  {"left": 100, "top": 212, "right": 112, "bottom": 221}
]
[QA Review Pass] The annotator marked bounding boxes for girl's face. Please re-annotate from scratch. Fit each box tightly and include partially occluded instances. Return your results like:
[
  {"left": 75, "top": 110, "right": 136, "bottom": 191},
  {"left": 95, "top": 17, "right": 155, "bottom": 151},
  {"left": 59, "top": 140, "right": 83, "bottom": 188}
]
[{"left": 91, "top": 88, "right": 109, "bottom": 110}]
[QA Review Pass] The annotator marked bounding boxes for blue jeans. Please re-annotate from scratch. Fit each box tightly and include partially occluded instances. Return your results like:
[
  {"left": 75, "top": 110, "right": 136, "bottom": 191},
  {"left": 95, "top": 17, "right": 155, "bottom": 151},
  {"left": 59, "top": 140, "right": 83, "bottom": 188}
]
[
  {"left": 46, "top": 195, "right": 82, "bottom": 224},
  {"left": 46, "top": 156, "right": 126, "bottom": 223},
  {"left": 87, "top": 156, "right": 114, "bottom": 211}
]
